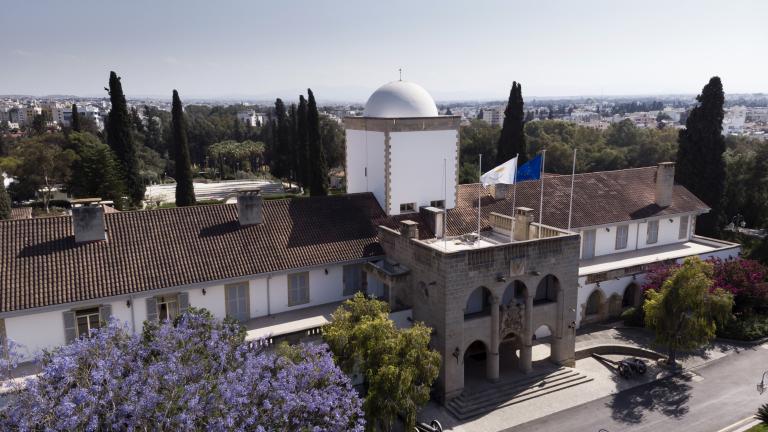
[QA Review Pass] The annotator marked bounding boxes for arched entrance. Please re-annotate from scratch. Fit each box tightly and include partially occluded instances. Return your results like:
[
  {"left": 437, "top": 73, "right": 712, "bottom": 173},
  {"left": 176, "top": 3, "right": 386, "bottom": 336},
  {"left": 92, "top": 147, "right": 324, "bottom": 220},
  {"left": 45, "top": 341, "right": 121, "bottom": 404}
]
[
  {"left": 582, "top": 288, "right": 607, "bottom": 323},
  {"left": 463, "top": 340, "right": 489, "bottom": 388},
  {"left": 623, "top": 282, "right": 641, "bottom": 308},
  {"left": 465, "top": 286, "right": 492, "bottom": 319},
  {"left": 499, "top": 332, "right": 522, "bottom": 374}
]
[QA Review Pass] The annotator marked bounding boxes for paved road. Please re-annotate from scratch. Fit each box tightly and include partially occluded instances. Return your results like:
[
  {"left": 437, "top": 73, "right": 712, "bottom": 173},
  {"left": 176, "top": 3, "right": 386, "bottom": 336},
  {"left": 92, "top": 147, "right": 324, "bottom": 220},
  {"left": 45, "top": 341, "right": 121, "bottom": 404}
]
[{"left": 508, "top": 344, "right": 768, "bottom": 432}]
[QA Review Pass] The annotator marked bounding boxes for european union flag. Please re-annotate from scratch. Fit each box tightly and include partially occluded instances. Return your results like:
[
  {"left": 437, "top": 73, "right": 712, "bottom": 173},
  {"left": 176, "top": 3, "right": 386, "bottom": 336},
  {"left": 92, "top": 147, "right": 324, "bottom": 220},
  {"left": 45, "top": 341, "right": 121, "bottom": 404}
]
[{"left": 515, "top": 154, "right": 543, "bottom": 182}]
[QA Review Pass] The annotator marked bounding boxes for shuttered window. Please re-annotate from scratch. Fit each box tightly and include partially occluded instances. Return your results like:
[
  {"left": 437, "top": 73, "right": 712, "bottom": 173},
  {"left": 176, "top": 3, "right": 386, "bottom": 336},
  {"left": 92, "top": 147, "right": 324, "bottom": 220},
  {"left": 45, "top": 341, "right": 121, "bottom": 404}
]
[
  {"left": 343, "top": 264, "right": 367, "bottom": 296},
  {"left": 679, "top": 215, "right": 689, "bottom": 240},
  {"left": 225, "top": 282, "right": 250, "bottom": 322},
  {"left": 75, "top": 308, "right": 100, "bottom": 337},
  {"left": 615, "top": 225, "right": 629, "bottom": 250},
  {"left": 63, "top": 305, "right": 112, "bottom": 343},
  {"left": 288, "top": 272, "right": 310, "bottom": 306},
  {"left": 647, "top": 220, "right": 659, "bottom": 244},
  {"left": 582, "top": 229, "right": 596, "bottom": 259}
]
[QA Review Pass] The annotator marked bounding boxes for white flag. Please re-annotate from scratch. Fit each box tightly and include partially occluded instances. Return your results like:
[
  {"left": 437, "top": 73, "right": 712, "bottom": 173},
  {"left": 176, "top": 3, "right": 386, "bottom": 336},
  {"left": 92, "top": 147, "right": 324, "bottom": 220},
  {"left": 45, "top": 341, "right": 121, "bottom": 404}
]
[{"left": 480, "top": 156, "right": 518, "bottom": 186}]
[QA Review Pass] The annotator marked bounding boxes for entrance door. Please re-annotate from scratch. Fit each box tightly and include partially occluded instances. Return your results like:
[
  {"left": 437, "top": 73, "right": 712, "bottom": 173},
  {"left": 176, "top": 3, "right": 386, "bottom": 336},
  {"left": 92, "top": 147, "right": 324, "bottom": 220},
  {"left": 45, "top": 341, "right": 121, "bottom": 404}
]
[{"left": 582, "top": 229, "right": 596, "bottom": 259}]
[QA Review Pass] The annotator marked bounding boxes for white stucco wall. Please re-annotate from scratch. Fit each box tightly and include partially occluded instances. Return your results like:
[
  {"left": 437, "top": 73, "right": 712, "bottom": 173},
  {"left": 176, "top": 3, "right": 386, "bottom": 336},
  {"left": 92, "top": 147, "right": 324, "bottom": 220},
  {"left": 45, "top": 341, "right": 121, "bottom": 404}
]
[
  {"left": 388, "top": 130, "right": 457, "bottom": 215},
  {"left": 584, "top": 214, "right": 695, "bottom": 259},
  {"left": 345, "top": 129, "right": 386, "bottom": 209},
  {"left": 3, "top": 261, "right": 378, "bottom": 361}
]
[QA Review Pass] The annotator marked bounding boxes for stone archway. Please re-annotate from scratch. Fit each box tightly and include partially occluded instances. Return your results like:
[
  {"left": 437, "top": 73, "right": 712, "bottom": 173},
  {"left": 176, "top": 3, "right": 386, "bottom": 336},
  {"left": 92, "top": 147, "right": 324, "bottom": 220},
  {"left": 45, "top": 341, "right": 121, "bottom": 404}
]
[
  {"left": 463, "top": 340, "right": 489, "bottom": 388},
  {"left": 464, "top": 286, "right": 492, "bottom": 320},
  {"left": 534, "top": 275, "right": 560, "bottom": 304},
  {"left": 623, "top": 282, "right": 642, "bottom": 308},
  {"left": 532, "top": 324, "right": 553, "bottom": 365},
  {"left": 498, "top": 332, "right": 522, "bottom": 374},
  {"left": 581, "top": 288, "right": 608, "bottom": 324}
]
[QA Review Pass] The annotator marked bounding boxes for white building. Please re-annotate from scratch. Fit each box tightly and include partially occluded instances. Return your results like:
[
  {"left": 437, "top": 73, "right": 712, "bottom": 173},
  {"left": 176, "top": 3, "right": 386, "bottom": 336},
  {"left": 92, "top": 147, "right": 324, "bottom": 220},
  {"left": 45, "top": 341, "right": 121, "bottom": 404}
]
[
  {"left": 481, "top": 107, "right": 504, "bottom": 127},
  {"left": 0, "top": 81, "right": 741, "bottom": 373},
  {"left": 345, "top": 80, "right": 459, "bottom": 215},
  {"left": 237, "top": 110, "right": 266, "bottom": 127}
]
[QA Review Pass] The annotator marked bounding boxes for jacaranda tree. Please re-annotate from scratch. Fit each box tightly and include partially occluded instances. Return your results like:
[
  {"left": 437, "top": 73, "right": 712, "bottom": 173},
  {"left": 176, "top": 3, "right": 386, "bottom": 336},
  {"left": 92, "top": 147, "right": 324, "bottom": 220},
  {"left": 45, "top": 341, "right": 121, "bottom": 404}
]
[{"left": 0, "top": 308, "right": 364, "bottom": 431}]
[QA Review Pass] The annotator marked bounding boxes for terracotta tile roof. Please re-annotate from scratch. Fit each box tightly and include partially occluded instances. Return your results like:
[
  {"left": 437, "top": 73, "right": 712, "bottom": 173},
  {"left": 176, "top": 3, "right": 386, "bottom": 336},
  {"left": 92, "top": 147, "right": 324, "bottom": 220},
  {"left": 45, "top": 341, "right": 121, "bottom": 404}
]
[
  {"left": 444, "top": 166, "right": 709, "bottom": 236},
  {"left": 0, "top": 194, "right": 386, "bottom": 313},
  {"left": 9, "top": 207, "right": 32, "bottom": 220}
]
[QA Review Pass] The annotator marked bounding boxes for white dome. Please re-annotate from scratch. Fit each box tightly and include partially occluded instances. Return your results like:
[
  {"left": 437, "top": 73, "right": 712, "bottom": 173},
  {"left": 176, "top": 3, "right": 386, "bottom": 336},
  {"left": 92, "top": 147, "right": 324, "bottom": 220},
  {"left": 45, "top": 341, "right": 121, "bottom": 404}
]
[{"left": 363, "top": 81, "right": 438, "bottom": 118}]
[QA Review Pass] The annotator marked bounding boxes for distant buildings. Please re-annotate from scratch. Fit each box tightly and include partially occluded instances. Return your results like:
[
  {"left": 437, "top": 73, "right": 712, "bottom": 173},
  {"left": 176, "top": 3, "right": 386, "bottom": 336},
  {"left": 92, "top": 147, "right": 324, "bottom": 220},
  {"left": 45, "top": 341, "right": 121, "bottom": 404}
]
[{"left": 236, "top": 109, "right": 266, "bottom": 127}]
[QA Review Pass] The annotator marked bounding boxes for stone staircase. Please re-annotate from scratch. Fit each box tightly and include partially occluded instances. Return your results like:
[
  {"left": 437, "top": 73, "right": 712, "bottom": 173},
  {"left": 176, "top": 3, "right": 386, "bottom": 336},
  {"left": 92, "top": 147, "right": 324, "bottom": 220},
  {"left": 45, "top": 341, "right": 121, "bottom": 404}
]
[{"left": 445, "top": 368, "right": 593, "bottom": 420}]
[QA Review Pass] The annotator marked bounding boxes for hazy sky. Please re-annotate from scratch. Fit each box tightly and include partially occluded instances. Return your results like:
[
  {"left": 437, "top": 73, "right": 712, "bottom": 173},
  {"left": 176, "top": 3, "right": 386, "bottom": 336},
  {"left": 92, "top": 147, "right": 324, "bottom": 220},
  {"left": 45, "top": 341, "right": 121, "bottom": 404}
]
[{"left": 2, "top": 0, "right": 767, "bottom": 101}]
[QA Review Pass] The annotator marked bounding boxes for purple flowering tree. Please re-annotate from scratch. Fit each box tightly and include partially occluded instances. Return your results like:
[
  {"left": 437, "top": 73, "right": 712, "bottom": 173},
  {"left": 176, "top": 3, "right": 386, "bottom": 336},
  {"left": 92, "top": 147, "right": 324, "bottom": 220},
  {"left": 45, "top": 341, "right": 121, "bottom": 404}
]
[{"left": 0, "top": 308, "right": 364, "bottom": 431}]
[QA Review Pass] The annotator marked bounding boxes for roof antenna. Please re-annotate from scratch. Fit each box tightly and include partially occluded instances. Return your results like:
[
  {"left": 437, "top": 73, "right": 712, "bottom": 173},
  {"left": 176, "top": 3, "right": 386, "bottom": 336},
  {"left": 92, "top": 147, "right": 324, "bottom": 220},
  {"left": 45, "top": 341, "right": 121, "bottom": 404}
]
[{"left": 399, "top": 68, "right": 402, "bottom": 81}]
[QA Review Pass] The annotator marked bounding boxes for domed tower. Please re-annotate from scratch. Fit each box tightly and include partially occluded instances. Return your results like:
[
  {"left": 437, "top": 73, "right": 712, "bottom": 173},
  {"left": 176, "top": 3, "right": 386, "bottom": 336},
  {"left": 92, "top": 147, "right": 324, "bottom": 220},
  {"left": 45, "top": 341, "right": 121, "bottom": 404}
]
[{"left": 344, "top": 81, "right": 460, "bottom": 216}]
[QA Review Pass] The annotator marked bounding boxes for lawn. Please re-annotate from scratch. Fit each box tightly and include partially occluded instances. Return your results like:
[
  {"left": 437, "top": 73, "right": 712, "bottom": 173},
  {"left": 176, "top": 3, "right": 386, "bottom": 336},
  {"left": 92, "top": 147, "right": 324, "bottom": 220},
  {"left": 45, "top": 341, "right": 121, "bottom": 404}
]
[{"left": 748, "top": 423, "right": 768, "bottom": 431}]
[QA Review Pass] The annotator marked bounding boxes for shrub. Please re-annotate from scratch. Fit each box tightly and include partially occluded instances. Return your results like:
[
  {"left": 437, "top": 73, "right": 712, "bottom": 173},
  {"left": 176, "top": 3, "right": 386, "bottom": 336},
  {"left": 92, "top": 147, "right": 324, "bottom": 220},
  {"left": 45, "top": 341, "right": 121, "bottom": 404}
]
[
  {"left": 757, "top": 403, "right": 768, "bottom": 425},
  {"left": 0, "top": 309, "right": 364, "bottom": 431},
  {"left": 718, "top": 314, "right": 768, "bottom": 341},
  {"left": 621, "top": 306, "right": 645, "bottom": 327}
]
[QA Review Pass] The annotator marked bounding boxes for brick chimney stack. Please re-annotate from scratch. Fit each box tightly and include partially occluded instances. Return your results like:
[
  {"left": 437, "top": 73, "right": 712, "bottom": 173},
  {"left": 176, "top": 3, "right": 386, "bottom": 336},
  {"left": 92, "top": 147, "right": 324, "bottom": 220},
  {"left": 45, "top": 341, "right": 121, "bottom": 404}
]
[
  {"left": 237, "top": 190, "right": 264, "bottom": 226},
  {"left": 72, "top": 200, "right": 107, "bottom": 243}
]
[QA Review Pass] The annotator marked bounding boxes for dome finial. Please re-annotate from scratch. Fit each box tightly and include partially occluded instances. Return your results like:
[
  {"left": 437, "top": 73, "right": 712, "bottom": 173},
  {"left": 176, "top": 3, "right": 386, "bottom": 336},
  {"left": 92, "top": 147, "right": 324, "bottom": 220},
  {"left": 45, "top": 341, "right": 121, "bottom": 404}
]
[{"left": 398, "top": 68, "right": 402, "bottom": 81}]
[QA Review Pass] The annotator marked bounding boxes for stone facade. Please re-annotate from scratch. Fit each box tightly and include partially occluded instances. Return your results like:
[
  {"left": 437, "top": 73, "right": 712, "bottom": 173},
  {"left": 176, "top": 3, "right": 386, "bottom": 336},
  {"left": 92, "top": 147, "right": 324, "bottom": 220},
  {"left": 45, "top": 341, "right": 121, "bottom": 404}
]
[{"left": 373, "top": 220, "right": 581, "bottom": 402}]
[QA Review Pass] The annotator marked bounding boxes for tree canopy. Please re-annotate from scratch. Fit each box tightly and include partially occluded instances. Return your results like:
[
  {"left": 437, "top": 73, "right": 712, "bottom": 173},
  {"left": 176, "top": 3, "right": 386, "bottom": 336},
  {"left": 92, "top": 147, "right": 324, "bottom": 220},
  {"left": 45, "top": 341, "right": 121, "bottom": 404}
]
[
  {"left": 643, "top": 257, "right": 733, "bottom": 366},
  {"left": 67, "top": 132, "right": 126, "bottom": 208},
  {"left": 0, "top": 180, "right": 10, "bottom": 220},
  {"left": 496, "top": 81, "right": 527, "bottom": 166},
  {"left": 106, "top": 71, "right": 145, "bottom": 207},
  {"left": 1, "top": 309, "right": 364, "bottom": 431},
  {"left": 323, "top": 293, "right": 441, "bottom": 431},
  {"left": 676, "top": 77, "right": 727, "bottom": 236},
  {"left": 171, "top": 90, "right": 195, "bottom": 206}
]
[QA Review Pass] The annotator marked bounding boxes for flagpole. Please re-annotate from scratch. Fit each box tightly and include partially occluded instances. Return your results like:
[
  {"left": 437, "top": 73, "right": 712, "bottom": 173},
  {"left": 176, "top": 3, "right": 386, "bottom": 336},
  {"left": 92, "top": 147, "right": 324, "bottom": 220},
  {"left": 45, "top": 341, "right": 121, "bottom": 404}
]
[
  {"left": 443, "top": 158, "right": 447, "bottom": 250},
  {"left": 538, "top": 149, "right": 546, "bottom": 238},
  {"left": 511, "top": 153, "right": 518, "bottom": 242},
  {"left": 568, "top": 148, "right": 577, "bottom": 231},
  {"left": 477, "top": 154, "right": 482, "bottom": 242}
]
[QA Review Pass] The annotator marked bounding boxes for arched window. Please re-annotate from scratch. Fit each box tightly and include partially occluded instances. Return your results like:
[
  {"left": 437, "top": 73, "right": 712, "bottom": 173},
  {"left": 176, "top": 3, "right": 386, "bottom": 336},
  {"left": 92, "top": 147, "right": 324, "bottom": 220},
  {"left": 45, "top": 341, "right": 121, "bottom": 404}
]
[
  {"left": 534, "top": 275, "right": 559, "bottom": 304},
  {"left": 586, "top": 290, "right": 602, "bottom": 316},
  {"left": 502, "top": 280, "right": 527, "bottom": 305},
  {"left": 465, "top": 287, "right": 492, "bottom": 319}
]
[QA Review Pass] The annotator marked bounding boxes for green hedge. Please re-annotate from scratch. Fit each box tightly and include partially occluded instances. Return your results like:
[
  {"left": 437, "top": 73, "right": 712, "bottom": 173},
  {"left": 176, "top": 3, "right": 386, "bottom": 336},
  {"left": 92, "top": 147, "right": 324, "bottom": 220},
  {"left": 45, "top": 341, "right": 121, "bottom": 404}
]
[{"left": 718, "top": 314, "right": 768, "bottom": 341}]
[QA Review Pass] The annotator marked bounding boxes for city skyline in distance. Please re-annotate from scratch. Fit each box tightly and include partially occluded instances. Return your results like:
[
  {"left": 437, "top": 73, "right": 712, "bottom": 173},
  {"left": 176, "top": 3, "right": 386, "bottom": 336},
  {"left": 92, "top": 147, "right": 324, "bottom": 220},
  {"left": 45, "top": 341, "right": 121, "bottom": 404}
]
[{"left": 2, "top": 0, "right": 767, "bottom": 101}]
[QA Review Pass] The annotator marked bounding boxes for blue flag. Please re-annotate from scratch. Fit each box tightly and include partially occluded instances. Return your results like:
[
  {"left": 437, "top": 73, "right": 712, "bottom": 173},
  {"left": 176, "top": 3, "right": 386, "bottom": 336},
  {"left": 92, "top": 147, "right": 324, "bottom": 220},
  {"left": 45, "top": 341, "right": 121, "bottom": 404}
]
[{"left": 515, "top": 154, "right": 543, "bottom": 182}]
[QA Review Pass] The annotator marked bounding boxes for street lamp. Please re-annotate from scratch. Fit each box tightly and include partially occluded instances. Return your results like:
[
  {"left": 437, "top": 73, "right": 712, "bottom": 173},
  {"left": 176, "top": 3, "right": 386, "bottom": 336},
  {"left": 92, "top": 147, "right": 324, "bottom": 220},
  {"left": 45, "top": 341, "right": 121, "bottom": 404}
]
[{"left": 757, "top": 371, "right": 768, "bottom": 395}]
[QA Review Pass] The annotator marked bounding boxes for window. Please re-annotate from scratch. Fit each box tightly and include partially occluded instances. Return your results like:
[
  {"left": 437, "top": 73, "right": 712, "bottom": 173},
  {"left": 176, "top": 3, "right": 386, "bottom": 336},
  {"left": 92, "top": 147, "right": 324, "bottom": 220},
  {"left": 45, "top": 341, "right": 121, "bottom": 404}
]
[
  {"left": 679, "top": 215, "right": 689, "bottom": 240},
  {"left": 581, "top": 229, "right": 596, "bottom": 259},
  {"left": 288, "top": 272, "right": 310, "bottom": 306},
  {"left": 225, "top": 282, "right": 250, "bottom": 322},
  {"left": 646, "top": 220, "right": 659, "bottom": 244},
  {"left": 157, "top": 295, "right": 179, "bottom": 321},
  {"left": 615, "top": 225, "right": 629, "bottom": 250},
  {"left": 75, "top": 308, "right": 101, "bottom": 337},
  {"left": 146, "top": 293, "right": 188, "bottom": 323},
  {"left": 343, "top": 264, "right": 367, "bottom": 296},
  {"left": 399, "top": 202, "right": 416, "bottom": 213},
  {"left": 430, "top": 200, "right": 445, "bottom": 209}
]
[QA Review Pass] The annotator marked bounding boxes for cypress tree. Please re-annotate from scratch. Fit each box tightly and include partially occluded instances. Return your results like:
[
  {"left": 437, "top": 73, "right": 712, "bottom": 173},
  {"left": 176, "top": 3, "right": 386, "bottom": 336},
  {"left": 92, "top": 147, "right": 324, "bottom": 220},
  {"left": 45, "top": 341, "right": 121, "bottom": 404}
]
[
  {"left": 306, "top": 89, "right": 329, "bottom": 196},
  {"left": 496, "top": 82, "right": 528, "bottom": 166},
  {"left": 271, "top": 99, "right": 290, "bottom": 180},
  {"left": 0, "top": 180, "right": 11, "bottom": 220},
  {"left": 288, "top": 103, "right": 299, "bottom": 184},
  {"left": 676, "top": 76, "right": 726, "bottom": 236},
  {"left": 105, "top": 71, "right": 145, "bottom": 207},
  {"left": 171, "top": 90, "right": 195, "bottom": 207},
  {"left": 296, "top": 95, "right": 309, "bottom": 188},
  {"left": 71, "top": 104, "right": 81, "bottom": 132}
]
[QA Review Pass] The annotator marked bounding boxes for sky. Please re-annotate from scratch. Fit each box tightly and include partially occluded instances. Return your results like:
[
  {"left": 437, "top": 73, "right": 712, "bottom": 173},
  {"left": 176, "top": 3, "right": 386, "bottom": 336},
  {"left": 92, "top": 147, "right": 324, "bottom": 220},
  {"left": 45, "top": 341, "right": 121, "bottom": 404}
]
[{"left": 1, "top": 0, "right": 767, "bottom": 102}]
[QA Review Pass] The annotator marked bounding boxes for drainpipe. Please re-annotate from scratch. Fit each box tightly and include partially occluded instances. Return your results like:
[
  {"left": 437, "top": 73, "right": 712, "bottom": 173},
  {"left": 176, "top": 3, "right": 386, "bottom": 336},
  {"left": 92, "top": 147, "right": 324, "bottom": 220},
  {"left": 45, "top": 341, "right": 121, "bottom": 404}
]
[
  {"left": 129, "top": 294, "right": 136, "bottom": 334},
  {"left": 266, "top": 275, "right": 271, "bottom": 317}
]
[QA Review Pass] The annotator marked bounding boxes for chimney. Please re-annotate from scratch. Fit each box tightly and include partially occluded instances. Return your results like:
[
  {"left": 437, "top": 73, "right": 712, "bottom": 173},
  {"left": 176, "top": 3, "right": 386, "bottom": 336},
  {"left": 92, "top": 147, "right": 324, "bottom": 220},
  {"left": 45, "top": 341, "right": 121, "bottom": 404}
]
[
  {"left": 513, "top": 207, "right": 534, "bottom": 241},
  {"left": 71, "top": 201, "right": 107, "bottom": 243},
  {"left": 399, "top": 220, "right": 419, "bottom": 239},
  {"left": 491, "top": 183, "right": 509, "bottom": 200},
  {"left": 655, "top": 162, "right": 675, "bottom": 208},
  {"left": 237, "top": 190, "right": 263, "bottom": 226},
  {"left": 420, "top": 206, "right": 445, "bottom": 238}
]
